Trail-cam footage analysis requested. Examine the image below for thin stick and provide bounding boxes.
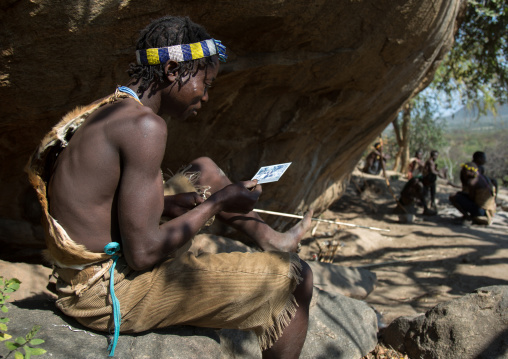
[253,209,390,232]
[355,255,435,268]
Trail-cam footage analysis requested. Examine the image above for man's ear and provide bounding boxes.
[164,60,179,83]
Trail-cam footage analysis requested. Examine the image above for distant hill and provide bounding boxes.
[441,103,508,132]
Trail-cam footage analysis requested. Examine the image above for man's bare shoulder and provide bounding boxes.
[99,99,168,145]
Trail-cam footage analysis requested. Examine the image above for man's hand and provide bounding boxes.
[210,180,262,214]
[163,192,205,218]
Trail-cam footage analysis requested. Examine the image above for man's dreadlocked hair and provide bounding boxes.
[128,16,215,96]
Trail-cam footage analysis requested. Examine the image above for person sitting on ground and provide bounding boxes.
[421,150,446,215]
[472,151,498,199]
[362,142,388,175]
[396,177,425,212]
[407,149,424,179]
[449,162,496,225]
[26,16,314,358]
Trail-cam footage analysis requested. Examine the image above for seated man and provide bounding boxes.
[27,16,313,358]
[362,142,387,175]
[449,162,496,225]
[395,177,425,214]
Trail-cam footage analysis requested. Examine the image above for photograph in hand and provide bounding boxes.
[251,163,292,184]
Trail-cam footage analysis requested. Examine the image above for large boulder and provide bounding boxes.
[0,0,466,261]
[382,286,508,359]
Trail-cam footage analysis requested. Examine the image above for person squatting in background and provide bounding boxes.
[449,161,496,225]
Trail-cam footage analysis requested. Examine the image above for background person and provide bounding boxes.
[421,150,446,215]
[362,142,388,175]
[449,162,496,225]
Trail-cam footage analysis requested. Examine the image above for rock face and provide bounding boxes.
[0,0,465,261]
[2,288,378,358]
[382,286,508,359]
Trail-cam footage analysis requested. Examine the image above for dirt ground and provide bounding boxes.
[299,168,508,327]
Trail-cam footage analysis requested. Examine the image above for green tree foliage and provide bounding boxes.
[391,0,507,173]
[407,94,448,155]
[391,92,448,173]
[434,0,508,113]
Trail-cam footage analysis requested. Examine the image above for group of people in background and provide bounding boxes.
[401,150,496,224]
[362,143,497,225]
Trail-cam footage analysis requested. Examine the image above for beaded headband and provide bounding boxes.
[461,163,478,173]
[136,39,227,65]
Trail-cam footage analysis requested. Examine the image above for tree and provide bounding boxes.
[391,102,411,173]
[392,0,508,172]
[434,0,508,114]
[391,92,448,173]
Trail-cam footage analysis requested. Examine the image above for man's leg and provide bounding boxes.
[449,192,470,219]
[421,184,435,215]
[429,181,437,209]
[262,260,313,359]
[189,157,312,252]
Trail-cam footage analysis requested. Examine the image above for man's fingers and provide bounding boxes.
[250,184,262,196]
[193,193,205,204]
[243,179,258,190]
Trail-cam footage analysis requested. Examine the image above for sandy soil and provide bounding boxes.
[299,168,508,327]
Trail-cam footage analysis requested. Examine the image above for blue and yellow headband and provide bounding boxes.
[136,39,227,65]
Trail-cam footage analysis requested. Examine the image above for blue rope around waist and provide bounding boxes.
[104,242,121,357]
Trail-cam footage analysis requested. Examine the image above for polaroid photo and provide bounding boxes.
[251,162,292,184]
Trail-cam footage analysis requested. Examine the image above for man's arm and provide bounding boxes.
[162,192,204,218]
[114,114,260,270]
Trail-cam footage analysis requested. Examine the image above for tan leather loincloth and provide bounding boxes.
[54,250,302,350]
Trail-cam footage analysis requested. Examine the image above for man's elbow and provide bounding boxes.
[125,254,156,271]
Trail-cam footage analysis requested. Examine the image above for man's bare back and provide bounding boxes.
[48,98,156,254]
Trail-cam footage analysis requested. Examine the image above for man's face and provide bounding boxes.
[163,57,220,120]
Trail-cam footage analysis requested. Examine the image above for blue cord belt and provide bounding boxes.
[104,242,121,357]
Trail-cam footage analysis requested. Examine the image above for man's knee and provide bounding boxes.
[190,156,216,169]
[190,157,226,179]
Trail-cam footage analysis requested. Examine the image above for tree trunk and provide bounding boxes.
[400,103,412,173]
[392,118,402,171]
[392,102,412,173]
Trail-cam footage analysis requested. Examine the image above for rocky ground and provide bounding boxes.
[299,168,508,327]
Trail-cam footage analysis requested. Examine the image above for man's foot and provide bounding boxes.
[262,210,313,252]
[472,216,490,225]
